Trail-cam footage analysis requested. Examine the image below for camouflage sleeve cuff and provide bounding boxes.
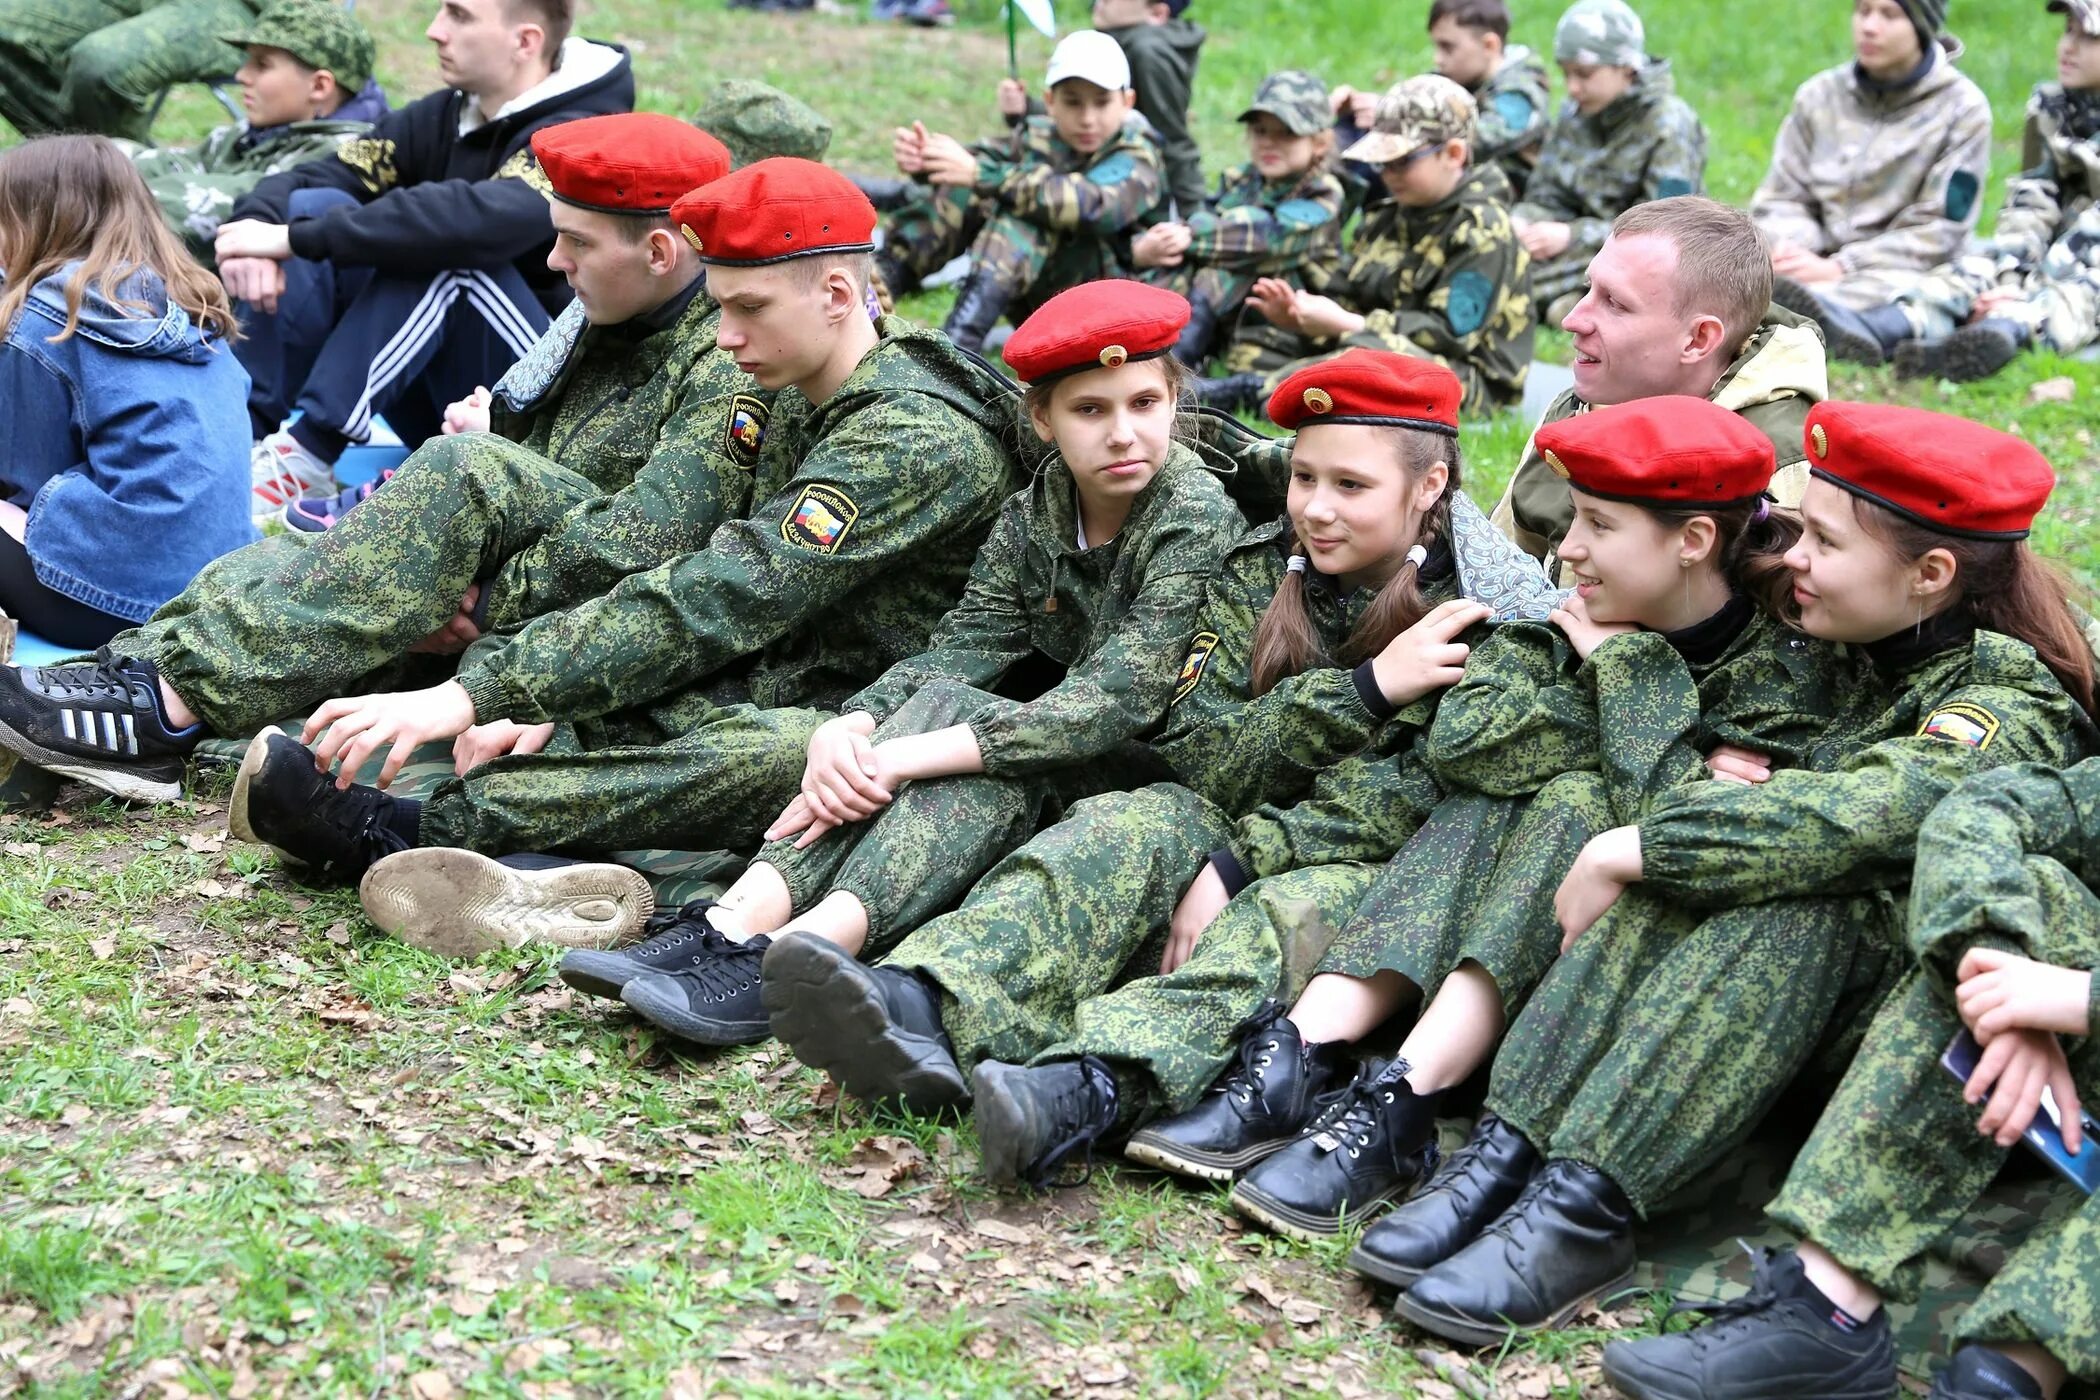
[1209,848,1251,898]
[455,667,509,726]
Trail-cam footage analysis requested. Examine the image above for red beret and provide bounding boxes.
[669,157,876,266]
[1804,401,2054,540]
[1266,349,1461,436]
[531,113,731,216]
[1535,397,1775,508]
[1003,280,1190,384]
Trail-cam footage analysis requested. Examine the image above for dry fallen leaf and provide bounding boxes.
[970,1217,1031,1245]
[408,1372,455,1400]
[2029,375,2076,404]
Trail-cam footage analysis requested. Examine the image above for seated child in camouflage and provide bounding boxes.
[1513,0,1707,320]
[1601,757,2100,1400]
[0,113,741,806]
[1789,0,2100,381]
[758,353,1557,1188]
[1129,70,1346,371]
[873,29,1167,353]
[1332,0,1550,199]
[525,282,1244,1047]
[1203,74,1534,419]
[1753,0,1990,328]
[122,0,389,265]
[1388,404,2095,1352]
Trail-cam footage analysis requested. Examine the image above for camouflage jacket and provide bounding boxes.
[473,283,769,632]
[1105,18,1207,213]
[1472,44,1553,195]
[1984,82,2100,269]
[1751,44,1992,276]
[1906,757,2100,1029]
[847,442,1241,777]
[1636,625,2091,910]
[970,114,1169,244]
[454,317,1024,727]
[1514,58,1708,263]
[1177,160,1347,279]
[1493,301,1829,563]
[1306,162,1533,415]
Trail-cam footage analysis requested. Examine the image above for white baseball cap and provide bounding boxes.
[1045,30,1132,92]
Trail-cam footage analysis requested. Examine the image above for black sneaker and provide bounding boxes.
[359,848,656,960]
[231,726,415,883]
[1350,1112,1541,1290]
[1227,1057,1440,1240]
[1892,319,2029,384]
[761,931,968,1114]
[0,654,199,804]
[974,1056,1120,1189]
[620,932,773,1046]
[1928,1346,2045,1400]
[1600,1247,1898,1400]
[1123,1003,1350,1181]
[558,898,728,1000]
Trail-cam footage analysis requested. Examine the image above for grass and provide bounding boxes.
[4,0,2099,1394]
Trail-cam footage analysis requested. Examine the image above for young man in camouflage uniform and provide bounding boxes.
[121,0,387,263]
[1754,0,1991,319]
[1091,0,1206,214]
[0,0,258,142]
[1601,758,2100,1400]
[1203,75,1535,418]
[1794,0,2100,380]
[1514,0,1708,320]
[874,29,1168,351]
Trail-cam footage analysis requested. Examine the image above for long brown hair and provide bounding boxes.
[1851,499,2096,716]
[1249,426,1462,696]
[0,134,239,345]
[1637,495,1805,621]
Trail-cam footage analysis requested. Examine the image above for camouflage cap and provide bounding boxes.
[2049,0,2100,38]
[220,0,375,91]
[1340,74,1476,164]
[1554,0,1646,68]
[1238,70,1330,138]
[691,79,833,169]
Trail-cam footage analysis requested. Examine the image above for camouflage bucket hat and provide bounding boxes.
[691,79,833,169]
[1554,0,1646,68]
[1340,74,1476,164]
[1238,70,1330,138]
[220,0,375,91]
[2049,0,2100,38]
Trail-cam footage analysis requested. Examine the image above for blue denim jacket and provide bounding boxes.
[1,262,255,622]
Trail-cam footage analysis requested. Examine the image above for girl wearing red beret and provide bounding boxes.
[1387,401,2097,1352]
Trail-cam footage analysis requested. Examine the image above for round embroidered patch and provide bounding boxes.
[1303,387,1333,414]
[1810,424,1828,459]
[681,224,703,252]
[1544,449,1570,479]
[1100,344,1128,368]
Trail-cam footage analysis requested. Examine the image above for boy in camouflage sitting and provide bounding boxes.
[123,0,387,263]
[873,29,1167,352]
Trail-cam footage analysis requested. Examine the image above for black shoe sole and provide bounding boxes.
[230,726,300,863]
[1123,1129,1295,1182]
[761,932,969,1114]
[621,972,769,1048]
[560,946,649,1001]
[1391,1264,1637,1348]
[1227,1175,1415,1242]
[0,714,183,805]
[1346,1241,1430,1291]
[1771,279,1886,367]
[1892,328,2021,383]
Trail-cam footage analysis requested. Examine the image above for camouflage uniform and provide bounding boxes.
[1470,45,1553,198]
[1750,43,1992,312]
[1490,302,1828,563]
[1765,758,2100,1379]
[879,114,1168,318]
[689,79,831,169]
[0,0,258,143]
[1894,82,2100,355]
[1486,624,2090,1214]
[1228,79,1535,417]
[751,443,1244,953]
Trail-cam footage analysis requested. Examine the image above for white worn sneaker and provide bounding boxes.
[250,430,336,527]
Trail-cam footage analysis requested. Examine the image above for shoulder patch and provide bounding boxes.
[1918,702,2000,750]
[1946,169,1981,222]
[1085,152,1137,186]
[1492,90,1537,130]
[494,149,537,182]
[1173,631,1221,703]
[726,394,768,469]
[333,136,397,194]
[1654,176,1695,199]
[781,483,859,553]
[1445,270,1494,337]
[1275,198,1331,230]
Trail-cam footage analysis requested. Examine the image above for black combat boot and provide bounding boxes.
[558,899,728,1000]
[1394,1157,1637,1346]
[1194,371,1265,413]
[1227,1057,1440,1240]
[1893,318,2030,383]
[973,1055,1120,1189]
[1349,1112,1541,1290]
[1928,1346,2047,1400]
[1599,1247,1898,1400]
[1172,295,1221,371]
[1771,279,1913,366]
[761,931,967,1113]
[1123,1004,1350,1180]
[850,174,919,212]
[941,269,1015,353]
[620,932,774,1047]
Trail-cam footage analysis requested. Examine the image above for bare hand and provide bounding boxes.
[218,256,286,313]
[1163,862,1230,975]
[1518,220,1572,260]
[1957,947,2094,1040]
[1556,824,1643,952]
[1970,287,2025,319]
[777,712,890,838]
[764,792,841,850]
[1329,84,1356,117]
[996,77,1028,118]
[443,385,493,436]
[1348,90,1378,128]
[452,718,554,775]
[919,131,978,187]
[214,219,294,263]
[303,680,478,790]
[1246,276,1303,331]
[892,122,928,175]
[1963,1026,2083,1152]
[1704,742,1773,786]
[1290,291,1365,340]
[1368,598,1491,705]
[1548,592,1638,660]
[406,584,483,655]
[1130,222,1192,269]
[1771,244,1843,284]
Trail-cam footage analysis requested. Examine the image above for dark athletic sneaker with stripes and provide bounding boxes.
[0,654,201,804]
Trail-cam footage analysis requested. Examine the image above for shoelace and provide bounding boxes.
[674,929,768,1004]
[30,660,135,704]
[1211,1004,1288,1107]
[1665,1246,1794,1342]
[326,784,414,867]
[1024,1056,1120,1190]
[1307,1059,1411,1160]
[627,900,721,960]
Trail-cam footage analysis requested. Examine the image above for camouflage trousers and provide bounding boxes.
[1487,885,1904,1214]
[1896,210,2100,354]
[1526,248,1594,317]
[1768,855,2100,1377]
[882,781,1372,1123]
[1146,262,1256,368]
[119,434,611,737]
[881,184,1123,310]
[0,0,255,142]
